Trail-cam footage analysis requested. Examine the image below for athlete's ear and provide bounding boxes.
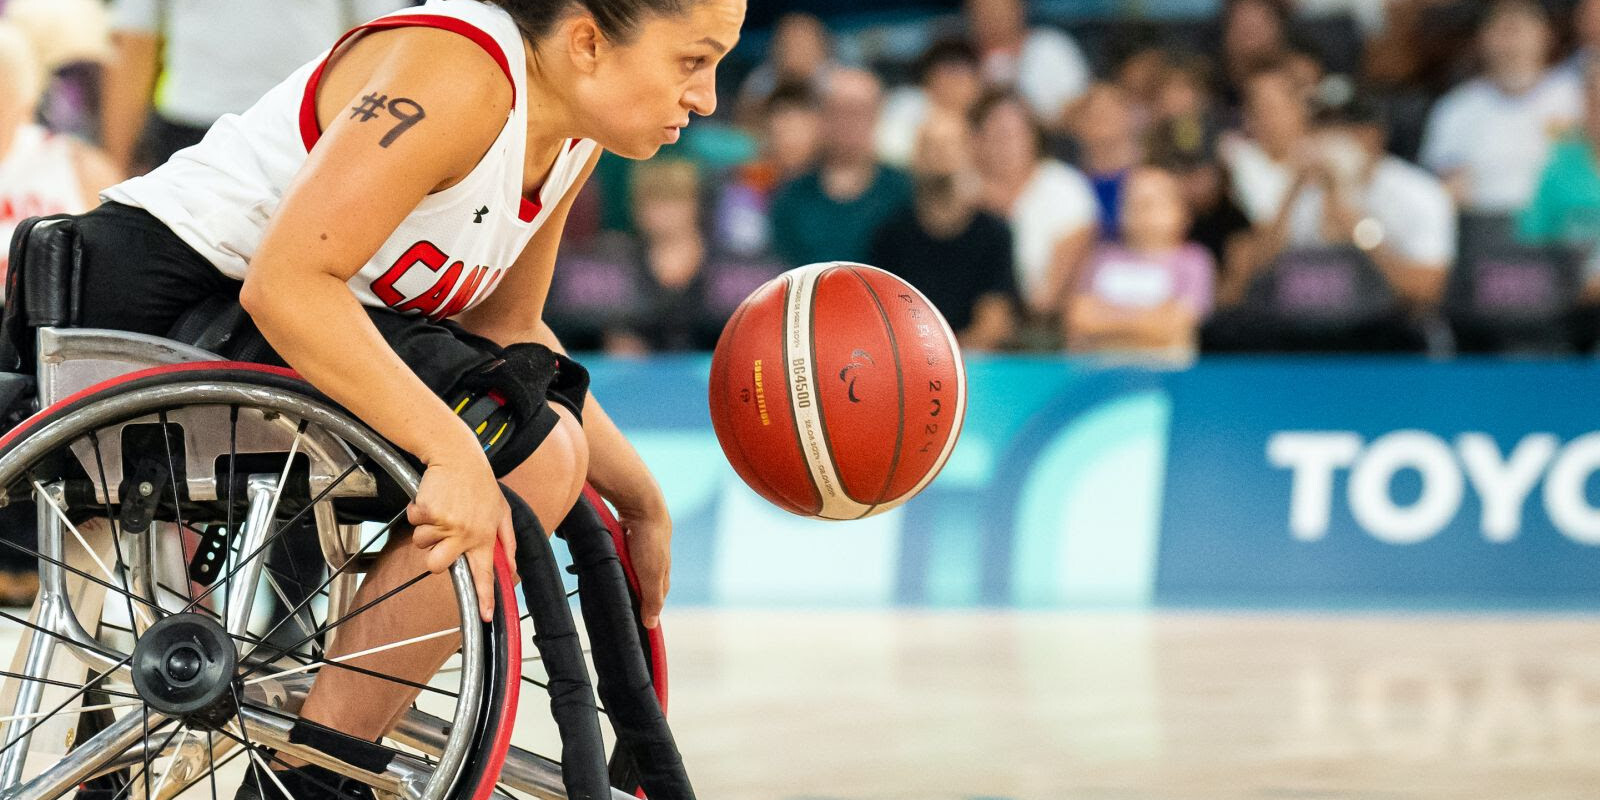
[565,15,605,73]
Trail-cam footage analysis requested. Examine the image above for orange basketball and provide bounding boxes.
[708,262,967,520]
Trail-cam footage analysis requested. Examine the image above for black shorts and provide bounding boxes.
[69,202,587,475]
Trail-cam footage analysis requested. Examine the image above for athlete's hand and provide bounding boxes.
[615,495,672,629]
[408,448,515,623]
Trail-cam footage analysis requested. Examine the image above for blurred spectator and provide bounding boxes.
[102,0,411,175]
[1065,166,1215,359]
[870,111,1018,352]
[878,38,983,168]
[966,0,1090,130]
[5,0,113,138]
[1559,0,1600,82]
[715,83,822,255]
[0,9,119,287]
[1224,96,1456,309]
[1419,0,1580,214]
[1220,61,1316,233]
[549,160,781,353]
[1520,59,1600,297]
[1146,58,1253,269]
[1070,83,1146,237]
[770,69,912,266]
[1365,0,1481,94]
[972,90,1098,325]
[1116,47,1171,121]
[1220,0,1295,106]
[736,12,837,125]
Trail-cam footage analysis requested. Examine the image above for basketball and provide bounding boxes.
[708,262,967,520]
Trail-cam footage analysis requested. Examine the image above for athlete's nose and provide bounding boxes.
[684,70,718,118]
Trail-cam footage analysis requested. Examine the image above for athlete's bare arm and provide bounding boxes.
[455,150,674,627]
[239,27,517,621]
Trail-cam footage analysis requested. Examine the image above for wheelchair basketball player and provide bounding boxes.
[3,0,744,795]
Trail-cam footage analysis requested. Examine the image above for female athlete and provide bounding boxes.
[34,0,743,790]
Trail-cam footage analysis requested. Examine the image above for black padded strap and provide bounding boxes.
[557,497,696,799]
[504,485,611,799]
[285,718,396,774]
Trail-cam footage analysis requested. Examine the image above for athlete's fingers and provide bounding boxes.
[466,547,495,623]
[411,522,446,551]
[423,535,467,574]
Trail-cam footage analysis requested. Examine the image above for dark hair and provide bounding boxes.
[1223,0,1291,27]
[969,89,1046,157]
[764,80,820,117]
[914,37,979,86]
[486,0,689,43]
[1482,0,1551,29]
[1315,93,1387,130]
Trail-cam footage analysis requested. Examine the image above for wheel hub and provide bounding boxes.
[131,612,239,727]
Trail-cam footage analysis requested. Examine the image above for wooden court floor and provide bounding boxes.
[5,609,1600,800]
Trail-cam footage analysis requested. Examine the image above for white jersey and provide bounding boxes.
[1,124,87,279]
[103,0,599,319]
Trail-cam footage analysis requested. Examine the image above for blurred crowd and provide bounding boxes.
[540,0,1600,359]
[2,0,1600,378]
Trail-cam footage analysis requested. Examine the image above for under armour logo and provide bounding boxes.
[473,206,489,224]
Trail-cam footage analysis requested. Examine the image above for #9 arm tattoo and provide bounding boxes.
[349,92,428,148]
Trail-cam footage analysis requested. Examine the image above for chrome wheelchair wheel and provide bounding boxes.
[0,363,519,800]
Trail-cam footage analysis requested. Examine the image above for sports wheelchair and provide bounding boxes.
[0,217,693,800]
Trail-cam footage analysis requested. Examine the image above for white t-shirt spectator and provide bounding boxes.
[110,0,412,127]
[1008,158,1099,303]
[1286,156,1458,267]
[876,86,928,167]
[1223,137,1457,267]
[1220,135,1295,226]
[981,27,1090,124]
[1419,72,1582,213]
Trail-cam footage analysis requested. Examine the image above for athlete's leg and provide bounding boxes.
[286,405,589,747]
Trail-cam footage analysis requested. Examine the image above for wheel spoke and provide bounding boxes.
[0,534,168,625]
[225,406,238,635]
[244,626,459,685]
[234,633,459,700]
[261,570,321,646]
[0,652,133,760]
[0,697,144,724]
[91,432,146,638]
[264,421,306,528]
[157,410,187,543]
[0,605,123,663]
[178,460,368,623]
[236,568,430,685]
[32,480,156,629]
[0,668,141,701]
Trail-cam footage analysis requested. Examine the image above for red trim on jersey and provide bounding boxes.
[516,140,581,222]
[299,14,516,152]
[517,196,541,223]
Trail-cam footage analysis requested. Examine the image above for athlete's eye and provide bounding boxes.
[682,57,707,73]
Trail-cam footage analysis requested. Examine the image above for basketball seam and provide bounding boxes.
[845,266,906,516]
[805,266,863,508]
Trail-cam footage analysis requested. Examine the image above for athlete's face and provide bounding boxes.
[584,0,745,159]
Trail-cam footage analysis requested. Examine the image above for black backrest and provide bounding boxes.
[1444,241,1581,353]
[1245,245,1401,330]
[1,214,83,373]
